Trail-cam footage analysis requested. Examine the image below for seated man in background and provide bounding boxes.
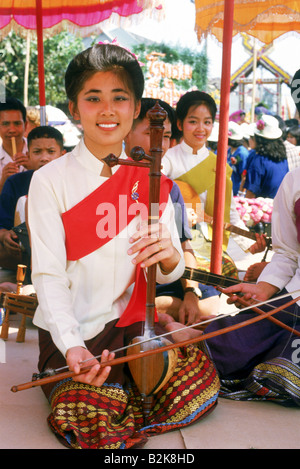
[0,126,64,272]
[125,97,220,326]
[0,97,30,193]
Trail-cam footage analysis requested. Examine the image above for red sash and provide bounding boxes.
[62,163,172,326]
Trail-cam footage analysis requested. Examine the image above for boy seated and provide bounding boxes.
[0,126,65,271]
[125,98,220,326]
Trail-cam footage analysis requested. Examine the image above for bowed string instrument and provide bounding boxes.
[104,101,179,419]
[10,103,300,423]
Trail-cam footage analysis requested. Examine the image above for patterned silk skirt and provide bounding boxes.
[38,321,220,449]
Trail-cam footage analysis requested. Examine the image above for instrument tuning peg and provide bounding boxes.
[130,146,152,162]
[103,153,119,167]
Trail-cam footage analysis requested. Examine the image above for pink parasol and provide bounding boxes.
[0,0,164,123]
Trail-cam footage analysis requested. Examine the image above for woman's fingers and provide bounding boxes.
[70,348,114,387]
[128,222,173,267]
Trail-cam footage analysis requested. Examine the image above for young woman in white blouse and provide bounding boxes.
[27,43,219,449]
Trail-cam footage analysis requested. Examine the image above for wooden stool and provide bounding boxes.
[0,292,38,342]
[0,264,38,342]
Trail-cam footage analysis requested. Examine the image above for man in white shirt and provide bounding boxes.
[0,97,29,193]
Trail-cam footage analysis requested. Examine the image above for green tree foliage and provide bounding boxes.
[0,31,84,106]
[0,33,208,107]
[133,43,208,92]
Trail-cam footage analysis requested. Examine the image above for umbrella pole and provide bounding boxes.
[36,0,46,125]
[250,38,257,123]
[210,0,234,274]
[24,31,30,107]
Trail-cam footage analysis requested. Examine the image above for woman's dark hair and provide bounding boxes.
[176,91,217,123]
[65,43,144,104]
[228,138,244,148]
[287,125,300,145]
[254,135,287,162]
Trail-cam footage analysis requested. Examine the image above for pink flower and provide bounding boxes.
[256,119,265,131]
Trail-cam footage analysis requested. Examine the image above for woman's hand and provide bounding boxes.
[66,346,114,387]
[128,221,180,274]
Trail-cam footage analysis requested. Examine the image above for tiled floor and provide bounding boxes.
[1,241,300,450]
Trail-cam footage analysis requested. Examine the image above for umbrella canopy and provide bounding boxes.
[0,0,164,36]
[194,0,300,274]
[0,0,164,123]
[195,0,300,44]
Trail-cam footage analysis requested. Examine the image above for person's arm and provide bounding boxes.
[179,240,209,325]
[0,163,19,193]
[257,171,300,290]
[223,280,279,306]
[245,189,256,199]
[66,347,114,387]
[0,228,22,255]
[28,169,85,357]
[224,171,300,304]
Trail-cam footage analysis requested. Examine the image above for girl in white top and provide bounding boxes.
[27,43,219,449]
[162,90,263,254]
[29,44,184,383]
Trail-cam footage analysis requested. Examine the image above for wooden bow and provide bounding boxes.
[11,293,300,393]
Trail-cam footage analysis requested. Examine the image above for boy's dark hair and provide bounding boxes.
[134,97,179,140]
[135,98,175,125]
[65,43,144,104]
[27,126,64,150]
[0,97,26,122]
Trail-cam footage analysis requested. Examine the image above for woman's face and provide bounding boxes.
[69,70,140,158]
[178,103,213,153]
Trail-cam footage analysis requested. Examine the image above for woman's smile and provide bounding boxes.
[69,71,140,159]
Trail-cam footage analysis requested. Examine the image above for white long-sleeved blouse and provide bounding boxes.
[28,139,184,357]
